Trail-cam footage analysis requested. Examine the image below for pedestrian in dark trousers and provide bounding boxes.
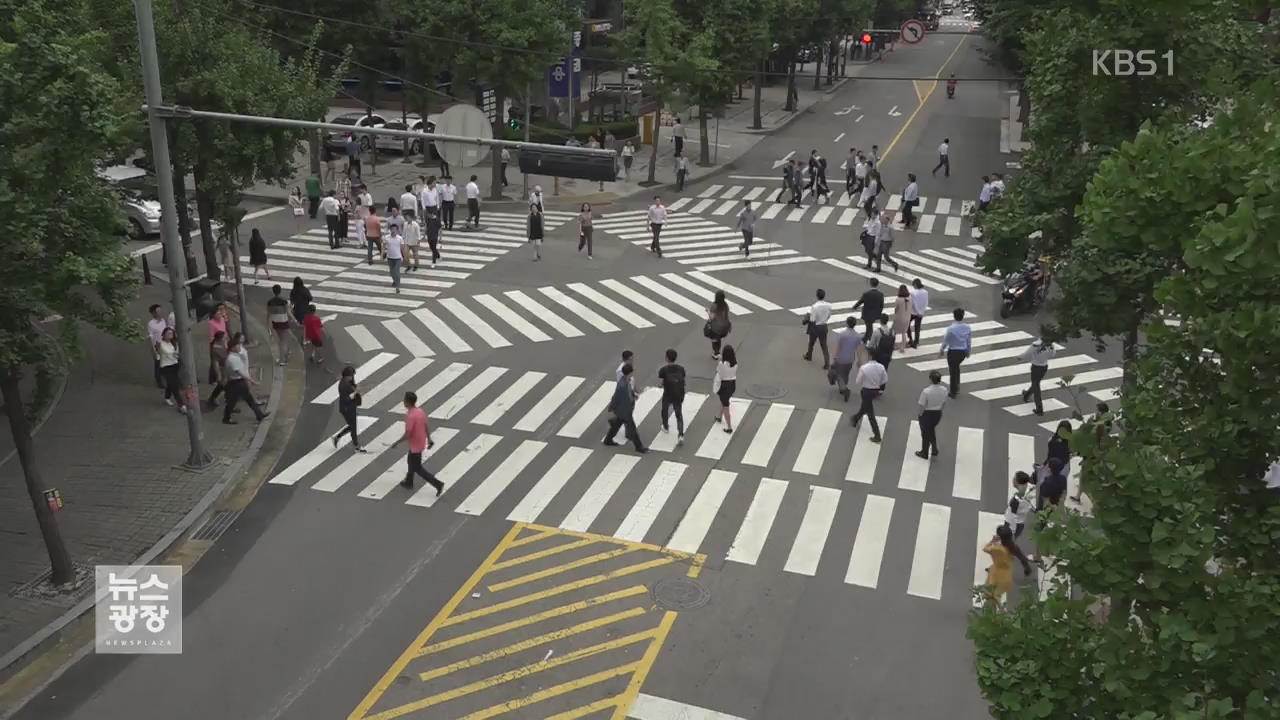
[577,203,594,258]
[305,174,321,219]
[828,317,861,401]
[146,303,172,388]
[736,201,756,257]
[1019,339,1056,415]
[332,365,366,452]
[363,206,382,265]
[908,278,928,349]
[874,211,899,272]
[870,314,895,369]
[658,349,687,444]
[206,330,228,409]
[320,190,341,248]
[345,137,361,179]
[465,175,482,229]
[939,307,972,398]
[860,213,881,268]
[604,364,648,453]
[706,291,732,360]
[426,209,443,266]
[790,159,805,205]
[646,197,666,257]
[931,138,950,177]
[675,155,688,191]
[392,391,444,493]
[528,206,544,261]
[901,174,920,229]
[845,148,858,195]
[915,370,948,459]
[803,288,833,369]
[852,277,885,342]
[1005,471,1036,539]
[499,148,510,186]
[441,178,457,230]
[672,117,686,157]
[156,327,186,414]
[849,357,888,442]
[776,162,793,202]
[222,333,269,424]
[713,345,739,432]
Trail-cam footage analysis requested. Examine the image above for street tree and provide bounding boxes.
[0,0,139,585]
[621,0,688,184]
[968,77,1280,720]
[404,0,577,200]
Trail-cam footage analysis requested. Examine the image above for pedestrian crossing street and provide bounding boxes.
[336,270,781,356]
[273,371,1085,603]
[592,211,817,273]
[786,304,1123,424]
[248,211,575,319]
[670,184,981,237]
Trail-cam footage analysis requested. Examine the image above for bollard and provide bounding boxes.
[142,253,153,284]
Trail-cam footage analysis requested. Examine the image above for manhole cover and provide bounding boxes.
[748,384,785,400]
[650,577,710,610]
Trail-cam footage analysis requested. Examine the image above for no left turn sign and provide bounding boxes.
[900,19,926,44]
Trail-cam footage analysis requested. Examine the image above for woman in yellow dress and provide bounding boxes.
[983,524,1018,609]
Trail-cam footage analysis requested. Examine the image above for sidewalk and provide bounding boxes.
[0,283,289,679]
[243,69,866,210]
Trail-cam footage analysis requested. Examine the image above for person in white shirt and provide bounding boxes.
[621,141,635,180]
[147,303,173,389]
[647,197,666,257]
[1019,339,1057,416]
[991,173,1005,198]
[901,173,920,228]
[849,357,888,442]
[932,138,950,177]
[499,148,510,187]
[1004,471,1036,537]
[529,186,544,213]
[861,213,882,268]
[916,370,948,459]
[908,278,928,348]
[875,211,898,272]
[358,188,373,211]
[853,155,868,196]
[464,175,481,229]
[419,178,440,220]
[804,288,833,369]
[381,225,404,293]
[868,144,880,167]
[402,216,421,271]
[440,178,457,230]
[712,345,739,432]
[859,169,880,217]
[978,175,994,212]
[845,147,859,194]
[736,200,756,257]
[674,155,688,191]
[399,184,418,221]
[671,117,686,157]
[319,190,341,249]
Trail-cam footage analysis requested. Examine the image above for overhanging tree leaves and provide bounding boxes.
[1,0,138,585]
[968,78,1280,719]
[621,0,688,184]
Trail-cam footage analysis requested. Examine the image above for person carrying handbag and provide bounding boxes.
[332,365,366,452]
[704,290,732,360]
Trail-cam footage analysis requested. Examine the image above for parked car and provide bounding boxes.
[374,114,441,158]
[324,111,387,155]
[99,165,205,241]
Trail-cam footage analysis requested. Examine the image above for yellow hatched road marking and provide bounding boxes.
[416,585,649,657]
[518,522,697,559]
[543,695,625,719]
[489,538,598,570]
[366,629,659,720]
[441,557,677,627]
[456,663,641,720]
[487,547,638,592]
[347,523,523,720]
[508,527,560,548]
[417,607,648,682]
[608,563,703,719]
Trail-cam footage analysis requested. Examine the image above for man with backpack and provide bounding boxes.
[658,349,687,444]
[870,314,896,368]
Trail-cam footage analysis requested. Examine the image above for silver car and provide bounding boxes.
[100,165,205,240]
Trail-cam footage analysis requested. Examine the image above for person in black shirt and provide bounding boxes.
[288,276,312,325]
[1046,420,1072,475]
[1038,456,1068,509]
[852,276,885,342]
[658,349,687,444]
[332,365,366,452]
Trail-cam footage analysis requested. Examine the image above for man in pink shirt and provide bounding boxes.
[392,391,443,494]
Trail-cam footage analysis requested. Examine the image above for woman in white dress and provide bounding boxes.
[892,284,912,350]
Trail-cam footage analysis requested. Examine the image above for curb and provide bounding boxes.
[0,304,299,708]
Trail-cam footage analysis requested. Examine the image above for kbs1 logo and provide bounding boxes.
[1092,50,1174,76]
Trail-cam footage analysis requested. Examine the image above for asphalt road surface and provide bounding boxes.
[14,28,1120,720]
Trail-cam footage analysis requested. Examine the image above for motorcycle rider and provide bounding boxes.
[946,74,957,98]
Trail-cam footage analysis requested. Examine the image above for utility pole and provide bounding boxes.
[522,81,531,201]
[134,0,213,469]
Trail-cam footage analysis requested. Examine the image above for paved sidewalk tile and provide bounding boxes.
[0,285,276,665]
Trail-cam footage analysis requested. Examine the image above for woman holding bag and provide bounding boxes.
[705,290,732,360]
[331,365,366,452]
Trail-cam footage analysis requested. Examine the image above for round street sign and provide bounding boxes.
[433,104,494,170]
[900,19,926,44]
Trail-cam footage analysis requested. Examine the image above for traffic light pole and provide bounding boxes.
[134,0,213,470]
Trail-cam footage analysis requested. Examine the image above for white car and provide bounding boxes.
[374,114,441,156]
[99,165,206,241]
[325,111,387,154]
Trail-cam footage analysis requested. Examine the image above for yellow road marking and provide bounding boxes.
[520,522,699,560]
[347,523,523,720]
[879,35,970,165]
[416,585,650,657]
[441,557,677,627]
[367,629,659,719]
[489,537,599,570]
[457,664,641,720]
[487,547,638,593]
[417,607,648,682]
[608,562,701,719]
[508,527,560,548]
[912,80,923,103]
[544,695,625,719]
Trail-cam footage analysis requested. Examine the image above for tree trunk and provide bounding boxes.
[167,128,199,281]
[1120,321,1140,393]
[1,366,74,585]
[489,87,506,201]
[191,123,220,281]
[813,49,822,90]
[646,97,661,185]
[698,109,710,167]
[751,62,764,129]
[785,62,798,111]
[308,129,321,177]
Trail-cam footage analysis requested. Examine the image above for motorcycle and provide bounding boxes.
[1000,261,1047,318]
[946,82,956,99]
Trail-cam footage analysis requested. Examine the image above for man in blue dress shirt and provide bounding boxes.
[939,307,971,398]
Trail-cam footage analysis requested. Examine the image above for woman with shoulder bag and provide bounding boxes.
[331,365,366,452]
[705,290,732,360]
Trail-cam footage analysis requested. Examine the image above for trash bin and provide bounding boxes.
[190,278,221,320]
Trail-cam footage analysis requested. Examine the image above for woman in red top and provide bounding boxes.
[302,304,325,366]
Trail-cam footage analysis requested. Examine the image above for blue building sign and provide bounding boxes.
[546,49,583,99]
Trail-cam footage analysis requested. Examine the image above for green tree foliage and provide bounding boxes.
[620,0,688,183]
[968,77,1280,720]
[0,0,138,584]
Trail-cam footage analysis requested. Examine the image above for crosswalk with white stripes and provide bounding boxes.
[670,184,980,236]
[272,366,1085,602]
[591,211,817,272]
[816,243,999,293]
[247,211,574,319]
[337,270,781,356]
[785,305,1123,427]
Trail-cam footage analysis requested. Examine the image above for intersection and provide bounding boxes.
[11,25,1114,720]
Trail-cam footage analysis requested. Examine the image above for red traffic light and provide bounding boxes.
[861,33,872,44]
